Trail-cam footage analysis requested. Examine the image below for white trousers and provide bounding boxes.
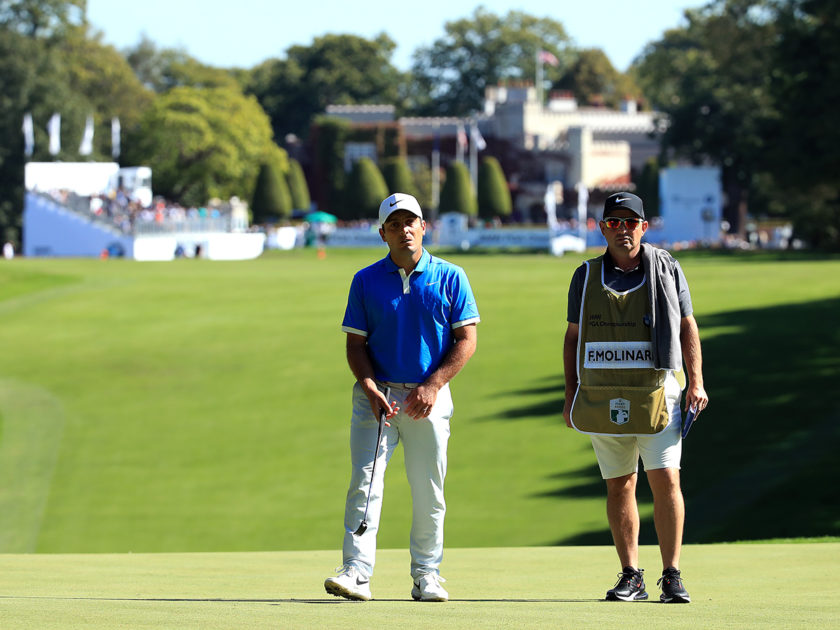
[342,381,453,580]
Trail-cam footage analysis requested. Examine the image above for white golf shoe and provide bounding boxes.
[324,565,372,601]
[411,573,448,602]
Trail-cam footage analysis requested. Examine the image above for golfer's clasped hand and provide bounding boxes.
[403,383,439,420]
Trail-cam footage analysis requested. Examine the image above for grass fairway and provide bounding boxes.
[0,249,839,553]
[1,543,836,629]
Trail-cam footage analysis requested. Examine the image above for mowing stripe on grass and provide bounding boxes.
[0,379,65,552]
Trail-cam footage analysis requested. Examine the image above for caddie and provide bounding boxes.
[562,191,708,604]
[324,193,479,602]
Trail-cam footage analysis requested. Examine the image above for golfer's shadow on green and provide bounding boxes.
[296,597,603,604]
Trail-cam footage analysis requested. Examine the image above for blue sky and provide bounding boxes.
[86,0,707,72]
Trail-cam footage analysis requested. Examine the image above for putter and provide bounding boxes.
[354,386,390,536]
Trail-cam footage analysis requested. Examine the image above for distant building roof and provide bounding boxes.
[325,104,395,123]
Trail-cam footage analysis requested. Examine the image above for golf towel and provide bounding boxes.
[642,244,682,372]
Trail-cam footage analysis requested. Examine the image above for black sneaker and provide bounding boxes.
[658,567,690,603]
[605,567,648,601]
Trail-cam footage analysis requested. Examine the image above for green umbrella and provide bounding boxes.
[305,211,338,223]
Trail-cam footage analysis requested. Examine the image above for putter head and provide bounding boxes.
[353,521,368,536]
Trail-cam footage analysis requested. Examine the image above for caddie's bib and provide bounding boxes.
[570,257,670,435]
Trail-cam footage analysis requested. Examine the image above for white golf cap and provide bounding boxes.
[379,193,423,225]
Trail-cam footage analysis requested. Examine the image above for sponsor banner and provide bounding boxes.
[325,227,584,251]
[584,341,654,369]
[327,228,386,248]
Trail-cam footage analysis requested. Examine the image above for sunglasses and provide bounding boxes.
[602,217,643,230]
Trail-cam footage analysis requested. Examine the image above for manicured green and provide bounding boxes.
[0,249,838,553]
[1,543,836,629]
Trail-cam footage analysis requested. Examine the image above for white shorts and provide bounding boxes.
[589,376,683,479]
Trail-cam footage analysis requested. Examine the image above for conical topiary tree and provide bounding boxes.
[438,162,476,217]
[477,156,512,220]
[381,157,418,198]
[251,160,292,224]
[285,158,311,212]
[343,157,388,221]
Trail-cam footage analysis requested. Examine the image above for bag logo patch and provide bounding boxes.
[609,398,631,425]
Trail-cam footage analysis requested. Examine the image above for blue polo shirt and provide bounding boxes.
[342,249,480,383]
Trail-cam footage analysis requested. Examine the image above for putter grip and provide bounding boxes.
[380,386,391,422]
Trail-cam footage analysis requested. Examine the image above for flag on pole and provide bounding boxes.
[456,122,467,163]
[471,123,487,151]
[111,117,121,159]
[538,49,559,66]
[545,182,558,230]
[457,123,468,150]
[22,113,34,157]
[47,113,61,155]
[79,114,94,156]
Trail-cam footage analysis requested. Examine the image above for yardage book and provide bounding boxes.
[682,404,699,439]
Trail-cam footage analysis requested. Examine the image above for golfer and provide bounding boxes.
[562,192,708,604]
[325,193,479,602]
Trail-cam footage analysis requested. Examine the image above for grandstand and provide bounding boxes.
[22,163,265,261]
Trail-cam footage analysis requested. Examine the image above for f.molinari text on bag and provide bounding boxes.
[584,341,655,369]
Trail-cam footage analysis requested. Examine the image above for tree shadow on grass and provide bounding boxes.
[474,375,566,422]
[546,296,840,545]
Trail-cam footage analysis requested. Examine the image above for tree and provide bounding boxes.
[124,86,284,207]
[0,0,84,38]
[381,157,418,198]
[633,157,662,217]
[251,160,291,223]
[633,1,778,235]
[123,35,240,93]
[633,0,840,249]
[767,0,840,192]
[477,157,511,220]
[438,162,476,216]
[246,33,405,139]
[285,158,310,212]
[410,7,573,116]
[61,31,153,159]
[554,48,640,108]
[342,157,388,221]
[0,3,100,244]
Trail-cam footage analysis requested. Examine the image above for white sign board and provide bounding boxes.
[659,166,722,244]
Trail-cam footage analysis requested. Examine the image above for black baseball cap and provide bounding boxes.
[603,192,645,220]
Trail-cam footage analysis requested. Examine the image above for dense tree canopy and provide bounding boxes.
[0,0,84,37]
[477,156,512,220]
[634,0,839,247]
[343,157,388,221]
[410,7,573,116]
[246,33,405,139]
[439,162,476,216]
[124,86,284,207]
[555,48,640,108]
[123,35,240,93]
